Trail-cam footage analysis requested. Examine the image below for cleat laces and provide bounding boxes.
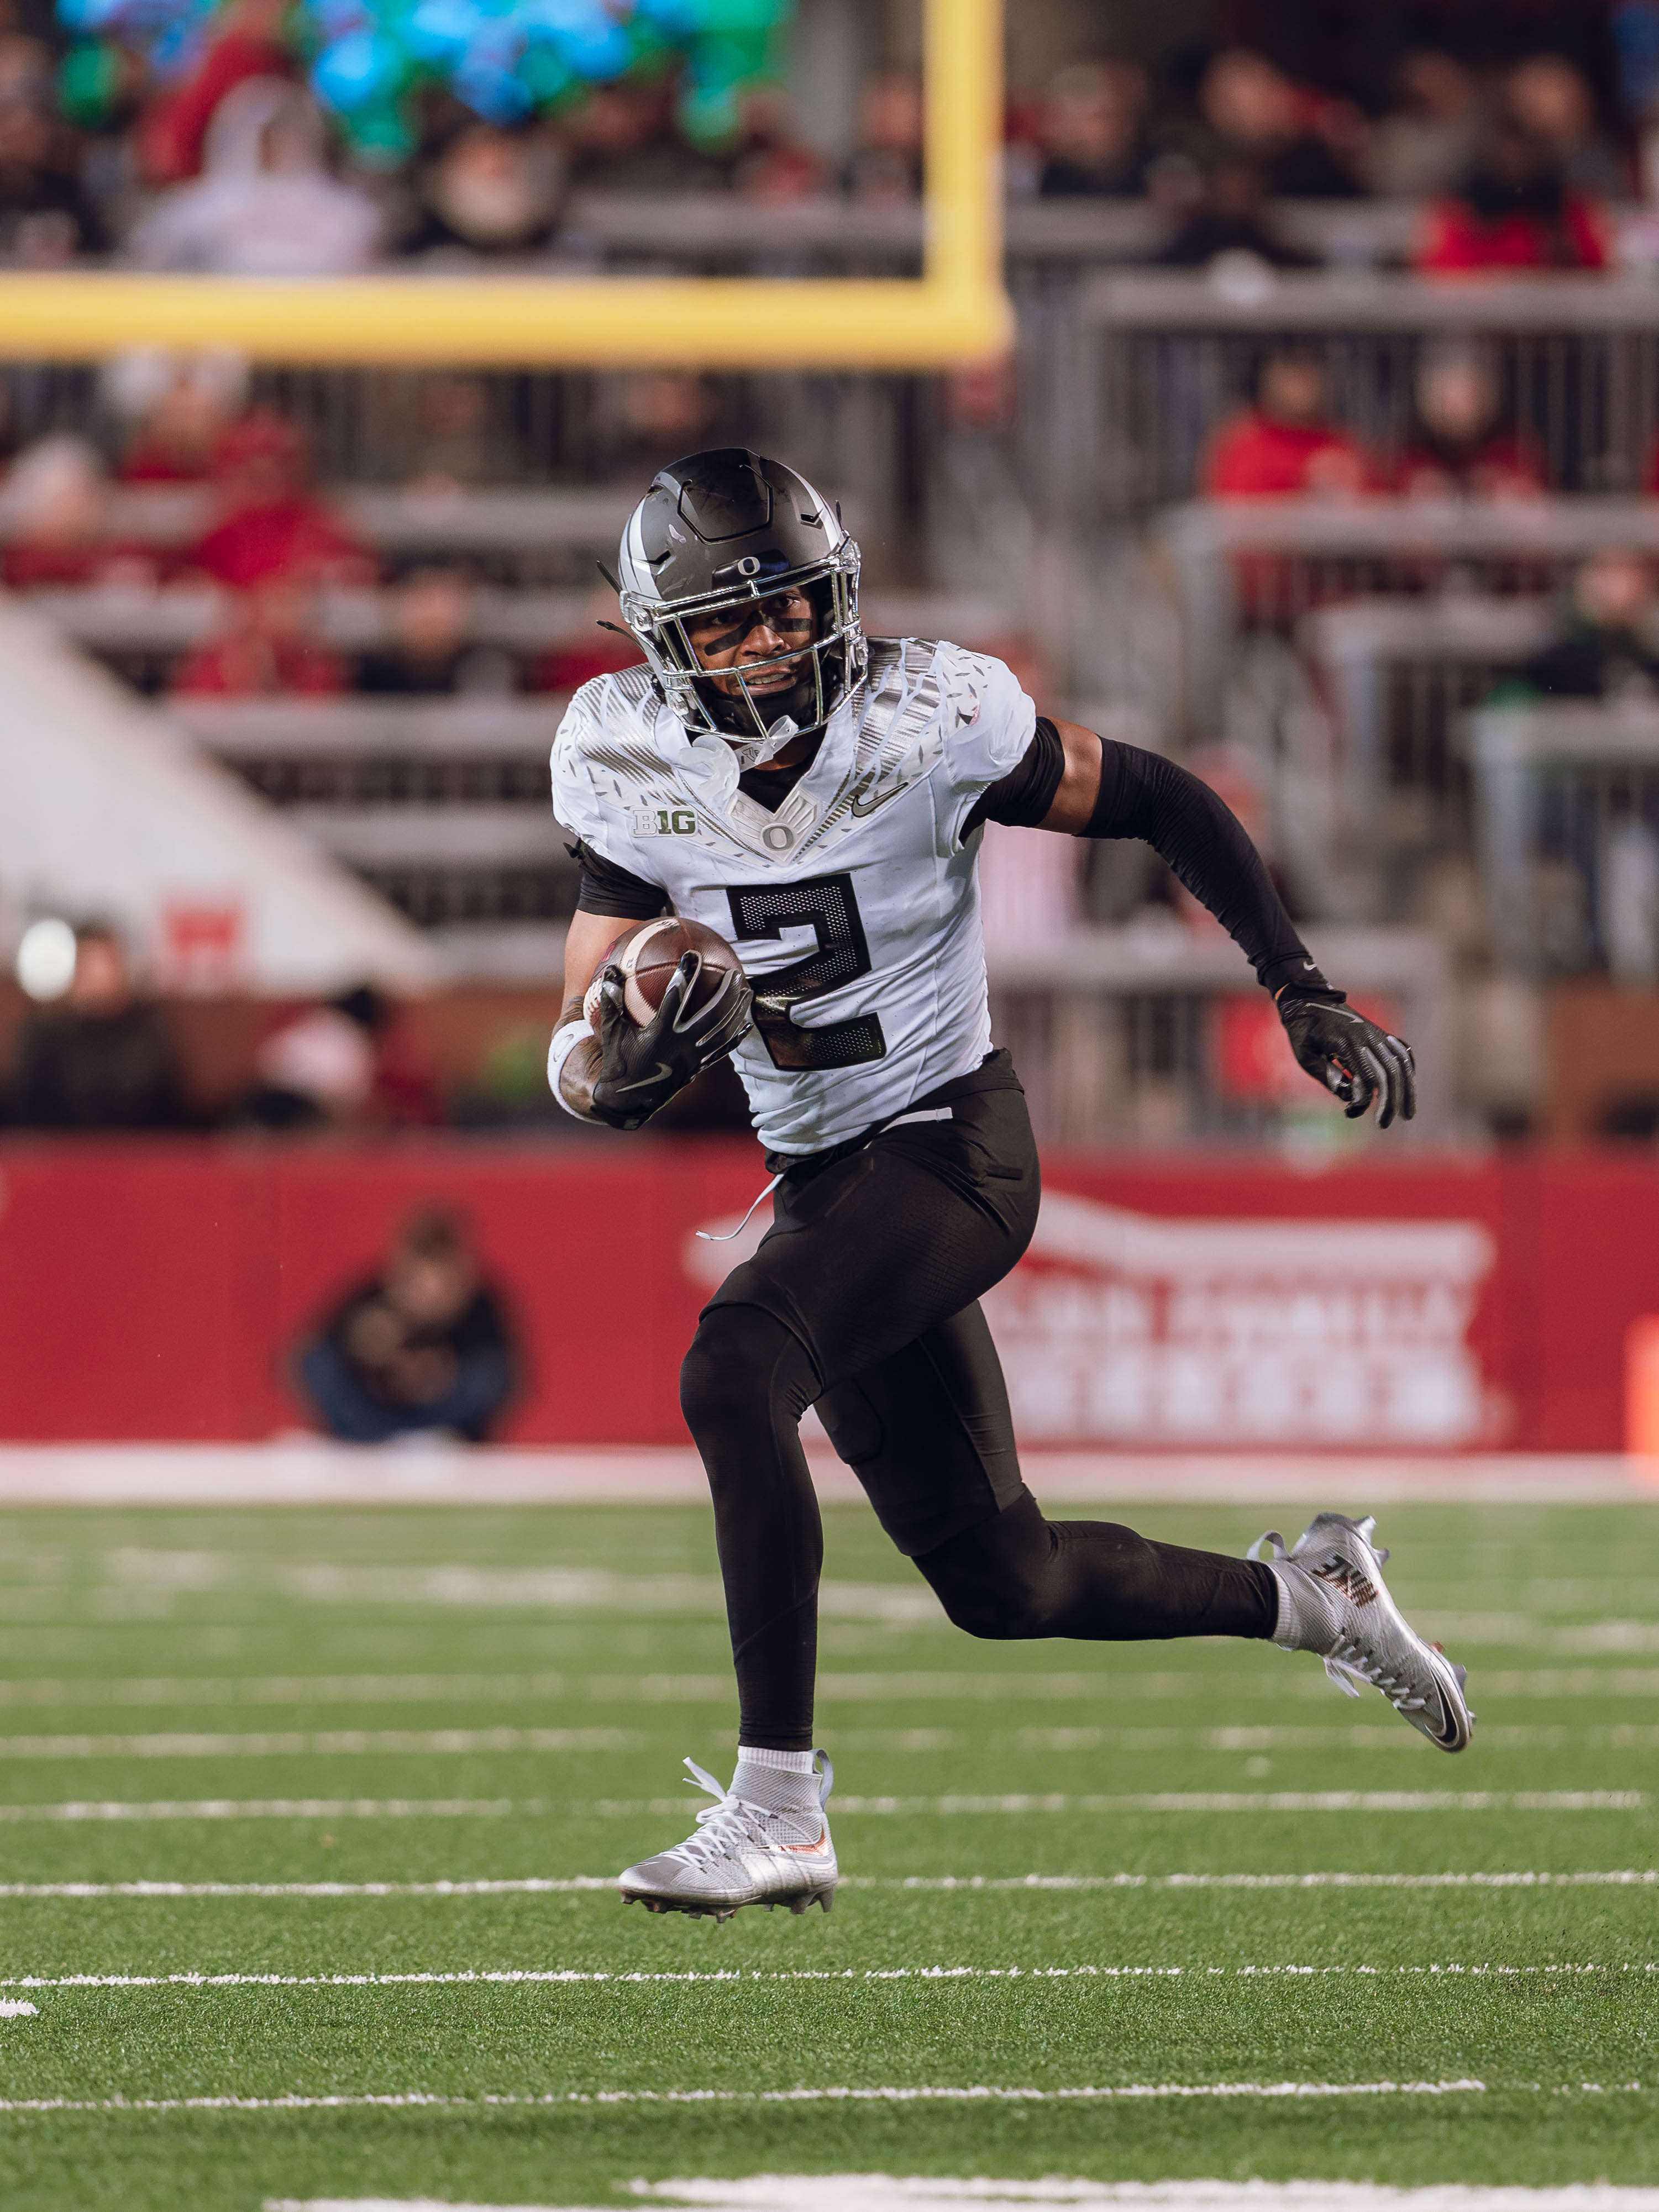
[1322,1643,1429,1713]
[662,1755,832,1869]
[665,1758,773,1869]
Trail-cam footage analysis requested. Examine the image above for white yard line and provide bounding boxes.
[0,1798,528,1823]
[3,1964,1655,1992]
[0,1789,1641,1824]
[0,1675,577,1708]
[265,2183,1659,2212]
[0,1667,1653,1711]
[886,1869,1659,1890]
[1,1869,1653,1900]
[0,1728,636,1760]
[825,1791,1645,1814]
[259,2183,1659,2211]
[2,1869,1657,1899]
[0,2080,1500,2114]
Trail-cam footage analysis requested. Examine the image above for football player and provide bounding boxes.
[548,449,1471,1924]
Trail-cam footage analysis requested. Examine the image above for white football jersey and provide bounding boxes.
[550,638,1037,1155]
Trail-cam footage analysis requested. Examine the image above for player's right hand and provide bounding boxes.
[590,955,753,1131]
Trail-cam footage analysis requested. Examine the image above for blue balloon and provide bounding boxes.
[453,49,534,119]
[313,25,402,109]
[406,0,478,62]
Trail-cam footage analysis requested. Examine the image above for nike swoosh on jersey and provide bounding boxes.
[847,779,910,818]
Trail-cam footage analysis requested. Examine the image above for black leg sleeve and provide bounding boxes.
[679,1303,825,1752]
[915,1491,1280,1644]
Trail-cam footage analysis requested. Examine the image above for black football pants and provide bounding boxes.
[679,1054,1279,1751]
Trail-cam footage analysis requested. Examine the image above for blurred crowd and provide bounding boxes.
[0,348,644,695]
[0,913,746,1136]
[0,0,1655,275]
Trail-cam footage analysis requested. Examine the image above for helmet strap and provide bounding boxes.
[723,715,802,774]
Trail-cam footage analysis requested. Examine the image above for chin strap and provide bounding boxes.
[723,715,801,774]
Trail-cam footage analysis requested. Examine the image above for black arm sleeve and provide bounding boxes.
[1089,739,1336,997]
[570,838,671,920]
[962,715,1068,838]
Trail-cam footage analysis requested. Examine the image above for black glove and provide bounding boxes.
[590,954,752,1131]
[1277,990,1416,1129]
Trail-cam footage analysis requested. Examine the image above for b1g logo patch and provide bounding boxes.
[633,806,698,837]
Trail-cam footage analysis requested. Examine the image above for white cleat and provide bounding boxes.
[617,1751,838,1924]
[1250,1511,1476,1753]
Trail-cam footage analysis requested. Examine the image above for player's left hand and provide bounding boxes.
[1277,994,1415,1128]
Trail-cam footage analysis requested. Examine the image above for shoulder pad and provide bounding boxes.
[555,665,665,769]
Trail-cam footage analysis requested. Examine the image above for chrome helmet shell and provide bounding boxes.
[616,448,864,766]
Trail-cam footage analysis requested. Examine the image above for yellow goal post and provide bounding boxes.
[0,0,1010,367]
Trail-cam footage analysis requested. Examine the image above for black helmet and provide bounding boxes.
[616,448,864,764]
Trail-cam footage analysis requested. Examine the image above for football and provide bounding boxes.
[583,916,744,1031]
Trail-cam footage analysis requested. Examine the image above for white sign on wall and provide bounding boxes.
[985,1191,1496,1447]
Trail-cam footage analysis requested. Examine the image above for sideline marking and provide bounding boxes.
[264,2185,1659,2212]
[0,2080,1495,2114]
[0,1799,527,1824]
[3,1964,1655,1993]
[0,1673,575,1709]
[0,1787,1643,1825]
[0,1728,634,1762]
[824,1792,1645,1816]
[2,1870,1655,1899]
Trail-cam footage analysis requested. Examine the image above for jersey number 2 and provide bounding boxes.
[725,871,888,1072]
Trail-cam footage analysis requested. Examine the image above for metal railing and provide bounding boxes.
[32,580,1013,671]
[1056,274,1659,526]
[170,696,560,806]
[0,361,944,553]
[1304,595,1555,855]
[1159,497,1659,735]
[556,192,1424,274]
[167,696,574,949]
[1466,701,1659,978]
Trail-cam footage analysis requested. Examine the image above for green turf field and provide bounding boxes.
[0,1496,1653,2209]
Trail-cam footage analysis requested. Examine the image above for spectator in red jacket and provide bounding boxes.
[1203,348,1377,501]
[1,435,155,590]
[1416,114,1610,274]
[1203,349,1378,624]
[1393,340,1547,501]
[107,348,251,484]
[169,574,350,696]
[188,409,372,591]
